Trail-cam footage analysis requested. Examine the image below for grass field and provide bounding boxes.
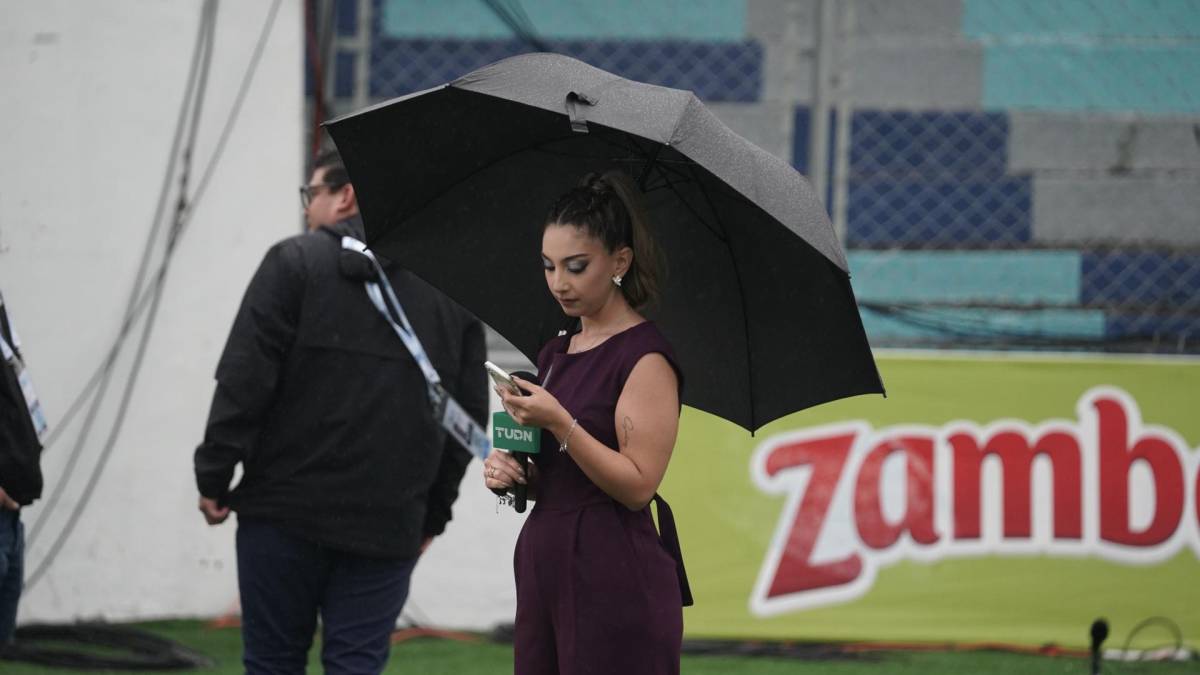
[1,621,1196,675]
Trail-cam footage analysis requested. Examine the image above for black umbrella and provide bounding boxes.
[326,53,883,433]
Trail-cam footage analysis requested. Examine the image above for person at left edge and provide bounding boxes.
[0,289,44,645]
[193,149,488,675]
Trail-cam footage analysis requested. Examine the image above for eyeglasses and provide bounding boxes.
[299,182,345,208]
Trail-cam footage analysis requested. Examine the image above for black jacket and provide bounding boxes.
[0,292,43,505]
[194,217,487,558]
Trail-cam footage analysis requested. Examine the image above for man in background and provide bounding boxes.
[194,150,487,674]
[0,290,45,644]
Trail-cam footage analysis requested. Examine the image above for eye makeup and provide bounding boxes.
[542,255,590,273]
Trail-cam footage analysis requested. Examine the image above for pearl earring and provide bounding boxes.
[612,275,623,287]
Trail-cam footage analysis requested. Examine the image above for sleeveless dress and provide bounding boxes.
[513,321,691,675]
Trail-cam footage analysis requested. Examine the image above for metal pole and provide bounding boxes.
[353,0,371,112]
[808,0,836,212]
[831,0,855,244]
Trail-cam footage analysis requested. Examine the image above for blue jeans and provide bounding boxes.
[0,509,23,644]
[236,518,418,675]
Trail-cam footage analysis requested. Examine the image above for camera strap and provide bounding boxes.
[340,237,490,460]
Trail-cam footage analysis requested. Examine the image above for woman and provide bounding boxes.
[483,171,690,675]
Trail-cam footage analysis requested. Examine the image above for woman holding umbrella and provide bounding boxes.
[483,171,691,674]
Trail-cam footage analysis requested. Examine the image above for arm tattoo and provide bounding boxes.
[622,416,634,447]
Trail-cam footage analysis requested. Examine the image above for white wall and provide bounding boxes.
[0,0,532,632]
[0,0,303,622]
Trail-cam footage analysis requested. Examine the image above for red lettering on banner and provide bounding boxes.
[1096,397,1185,546]
[751,387,1198,616]
[854,436,939,549]
[949,430,1082,539]
[762,432,862,598]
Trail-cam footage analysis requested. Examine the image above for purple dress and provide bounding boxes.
[513,321,692,675]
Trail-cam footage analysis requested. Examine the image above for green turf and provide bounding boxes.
[1,621,1196,674]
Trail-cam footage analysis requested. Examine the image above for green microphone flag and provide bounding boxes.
[492,412,538,513]
[491,412,539,454]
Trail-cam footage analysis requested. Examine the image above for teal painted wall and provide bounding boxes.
[859,307,1107,340]
[964,0,1200,113]
[850,250,1104,340]
[848,251,1082,306]
[979,44,1200,113]
[381,0,746,40]
[964,0,1200,37]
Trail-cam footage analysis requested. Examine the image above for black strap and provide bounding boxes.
[652,494,694,607]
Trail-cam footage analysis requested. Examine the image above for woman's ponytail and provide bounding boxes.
[544,170,664,309]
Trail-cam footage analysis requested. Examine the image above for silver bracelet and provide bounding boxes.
[558,418,578,453]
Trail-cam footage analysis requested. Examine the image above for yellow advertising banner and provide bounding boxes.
[665,352,1200,648]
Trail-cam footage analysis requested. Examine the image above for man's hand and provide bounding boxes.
[0,487,19,511]
[199,496,230,525]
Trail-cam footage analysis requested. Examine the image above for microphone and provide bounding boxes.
[491,371,540,513]
[508,371,538,513]
[1090,618,1108,675]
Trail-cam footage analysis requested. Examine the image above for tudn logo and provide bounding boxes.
[749,386,1200,616]
[497,427,535,442]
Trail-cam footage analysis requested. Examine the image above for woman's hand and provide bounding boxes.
[482,448,526,491]
[497,377,572,436]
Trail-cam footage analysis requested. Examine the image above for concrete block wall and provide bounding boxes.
[796,0,1198,346]
[341,0,1200,352]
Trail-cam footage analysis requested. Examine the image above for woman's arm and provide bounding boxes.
[500,353,680,510]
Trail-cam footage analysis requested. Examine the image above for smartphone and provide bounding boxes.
[485,361,522,395]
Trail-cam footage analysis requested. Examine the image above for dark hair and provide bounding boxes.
[311,148,349,187]
[545,170,664,309]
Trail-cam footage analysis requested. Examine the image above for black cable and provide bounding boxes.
[25,0,219,586]
[506,0,537,34]
[481,0,550,51]
[1120,616,1183,661]
[26,225,180,589]
[859,301,1119,348]
[187,0,283,214]
[0,624,213,670]
[25,0,281,589]
[865,301,1199,352]
[32,0,281,456]
[26,0,219,549]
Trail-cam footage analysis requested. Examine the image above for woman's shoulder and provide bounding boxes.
[618,321,683,391]
[622,321,675,356]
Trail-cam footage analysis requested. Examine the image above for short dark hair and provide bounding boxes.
[545,170,664,309]
[311,148,349,187]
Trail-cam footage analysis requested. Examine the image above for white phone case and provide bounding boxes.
[484,360,521,394]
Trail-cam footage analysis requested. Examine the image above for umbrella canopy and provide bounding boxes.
[326,53,883,433]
